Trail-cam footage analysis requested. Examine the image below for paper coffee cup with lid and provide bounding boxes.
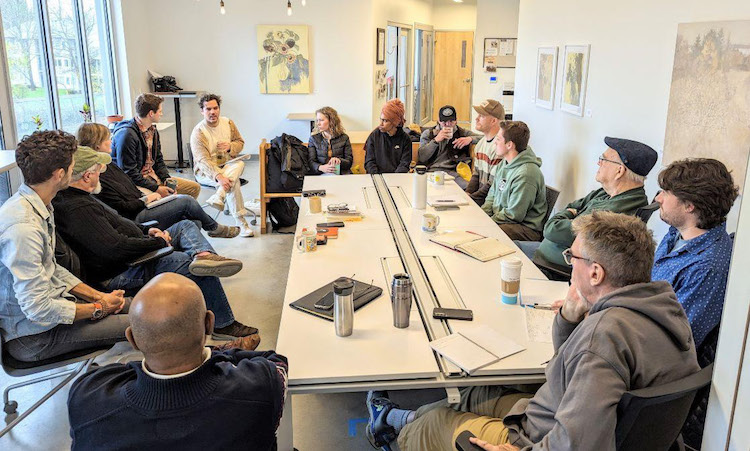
[501,257,522,304]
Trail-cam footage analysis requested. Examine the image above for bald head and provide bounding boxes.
[129,273,208,356]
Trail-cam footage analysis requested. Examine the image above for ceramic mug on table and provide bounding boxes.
[422,213,440,232]
[296,228,318,253]
[429,171,446,185]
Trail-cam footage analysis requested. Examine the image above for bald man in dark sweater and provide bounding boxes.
[68,273,288,450]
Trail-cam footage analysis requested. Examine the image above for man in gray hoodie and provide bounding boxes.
[366,211,699,451]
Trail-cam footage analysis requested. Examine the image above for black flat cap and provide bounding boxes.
[604,137,658,177]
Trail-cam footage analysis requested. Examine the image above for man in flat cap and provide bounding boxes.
[417,105,481,188]
[465,99,506,205]
[517,137,657,277]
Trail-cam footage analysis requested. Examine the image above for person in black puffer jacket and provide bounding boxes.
[307,106,353,175]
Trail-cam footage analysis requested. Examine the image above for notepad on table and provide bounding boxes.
[427,195,470,207]
[145,194,178,209]
[429,325,525,374]
[429,231,515,262]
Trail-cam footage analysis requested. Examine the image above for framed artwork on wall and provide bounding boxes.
[257,25,311,94]
[534,46,558,110]
[376,28,386,64]
[560,44,590,116]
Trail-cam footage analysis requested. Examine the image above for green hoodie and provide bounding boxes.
[536,186,648,267]
[481,146,547,232]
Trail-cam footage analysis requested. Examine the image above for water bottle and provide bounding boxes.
[413,165,427,209]
[333,277,355,337]
[391,273,413,328]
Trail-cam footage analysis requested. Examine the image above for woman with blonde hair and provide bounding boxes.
[76,122,239,237]
[307,106,353,175]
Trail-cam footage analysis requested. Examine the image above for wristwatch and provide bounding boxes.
[91,302,104,320]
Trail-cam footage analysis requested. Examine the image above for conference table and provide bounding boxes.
[275,174,567,450]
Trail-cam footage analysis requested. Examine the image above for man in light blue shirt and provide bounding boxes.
[651,158,738,348]
[0,130,128,362]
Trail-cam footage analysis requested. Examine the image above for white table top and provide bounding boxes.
[0,150,16,173]
[277,175,558,389]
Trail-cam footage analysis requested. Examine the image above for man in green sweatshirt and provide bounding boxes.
[481,121,547,241]
[517,137,657,274]
[367,212,699,451]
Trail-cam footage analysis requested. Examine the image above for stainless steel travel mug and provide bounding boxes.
[333,277,355,337]
[391,273,413,328]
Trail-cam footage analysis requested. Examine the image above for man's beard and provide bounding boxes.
[92,181,102,195]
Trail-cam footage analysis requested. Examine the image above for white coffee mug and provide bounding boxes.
[501,257,523,304]
[295,228,318,253]
[430,171,445,185]
[422,213,440,232]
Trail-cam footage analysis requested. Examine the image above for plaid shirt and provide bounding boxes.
[135,117,159,183]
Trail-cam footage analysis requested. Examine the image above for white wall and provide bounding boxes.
[432,2,477,30]
[471,0,519,123]
[513,0,750,238]
[114,0,375,159]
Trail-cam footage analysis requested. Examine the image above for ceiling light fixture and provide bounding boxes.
[220,0,225,14]
[301,0,306,6]
[287,0,292,15]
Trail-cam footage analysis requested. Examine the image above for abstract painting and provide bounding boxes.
[258,25,310,94]
[535,46,558,110]
[664,20,750,192]
[560,44,590,116]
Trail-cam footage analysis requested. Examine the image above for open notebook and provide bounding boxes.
[429,231,515,262]
[429,325,525,374]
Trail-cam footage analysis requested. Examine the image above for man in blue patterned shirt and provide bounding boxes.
[651,158,738,347]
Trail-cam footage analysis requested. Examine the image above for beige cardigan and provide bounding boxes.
[189,118,245,181]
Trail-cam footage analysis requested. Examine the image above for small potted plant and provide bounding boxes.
[32,115,43,131]
[80,103,92,122]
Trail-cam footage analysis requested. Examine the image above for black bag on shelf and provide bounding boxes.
[151,75,182,93]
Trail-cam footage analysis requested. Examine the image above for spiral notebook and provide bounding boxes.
[289,279,383,321]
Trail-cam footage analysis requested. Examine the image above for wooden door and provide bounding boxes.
[433,31,474,124]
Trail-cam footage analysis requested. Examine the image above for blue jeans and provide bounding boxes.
[135,194,218,232]
[105,220,235,328]
[514,240,541,261]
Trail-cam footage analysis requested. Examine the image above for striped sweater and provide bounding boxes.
[465,135,502,204]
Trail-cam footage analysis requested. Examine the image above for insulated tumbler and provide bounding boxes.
[391,273,413,328]
[333,277,355,337]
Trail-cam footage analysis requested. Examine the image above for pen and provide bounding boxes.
[530,303,556,310]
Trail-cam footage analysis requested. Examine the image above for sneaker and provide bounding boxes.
[237,218,254,237]
[212,321,260,340]
[205,193,225,211]
[244,199,261,215]
[366,391,398,450]
[213,333,261,351]
[189,253,242,277]
[207,224,240,238]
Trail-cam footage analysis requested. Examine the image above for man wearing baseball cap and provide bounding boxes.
[465,99,506,205]
[417,105,480,188]
[518,137,657,276]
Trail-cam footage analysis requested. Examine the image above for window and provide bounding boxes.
[0,0,118,138]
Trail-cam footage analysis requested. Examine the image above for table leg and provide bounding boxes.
[169,97,190,170]
[277,392,294,451]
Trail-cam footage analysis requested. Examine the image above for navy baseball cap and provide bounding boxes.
[604,137,658,177]
[439,105,457,122]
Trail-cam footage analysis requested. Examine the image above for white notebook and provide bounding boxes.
[427,195,470,207]
[145,194,178,209]
[429,231,515,262]
[429,325,525,374]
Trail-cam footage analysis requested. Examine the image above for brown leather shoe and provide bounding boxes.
[189,253,242,277]
[213,334,261,351]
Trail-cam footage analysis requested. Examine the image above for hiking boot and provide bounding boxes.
[212,321,260,340]
[213,333,261,351]
[189,253,242,277]
[207,224,240,238]
[205,193,225,211]
[366,391,398,450]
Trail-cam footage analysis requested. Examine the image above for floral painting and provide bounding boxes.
[257,25,310,94]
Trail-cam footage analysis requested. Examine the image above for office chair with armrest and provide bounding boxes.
[543,186,561,224]
[615,363,714,451]
[636,201,660,224]
[681,325,720,450]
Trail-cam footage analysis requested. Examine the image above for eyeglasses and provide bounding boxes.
[598,156,623,166]
[562,248,594,266]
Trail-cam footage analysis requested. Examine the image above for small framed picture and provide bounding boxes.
[376,28,386,65]
[560,44,591,116]
[534,46,558,110]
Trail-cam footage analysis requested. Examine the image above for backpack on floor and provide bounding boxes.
[267,197,299,230]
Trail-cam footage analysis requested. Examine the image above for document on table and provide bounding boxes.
[429,325,525,374]
[525,307,556,343]
[427,195,470,207]
[430,231,515,262]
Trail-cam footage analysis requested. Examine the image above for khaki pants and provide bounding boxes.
[499,223,543,242]
[173,177,201,199]
[398,386,532,451]
[194,161,247,218]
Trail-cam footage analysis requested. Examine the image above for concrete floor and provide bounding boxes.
[0,160,446,450]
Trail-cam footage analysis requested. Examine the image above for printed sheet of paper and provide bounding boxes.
[525,307,556,343]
